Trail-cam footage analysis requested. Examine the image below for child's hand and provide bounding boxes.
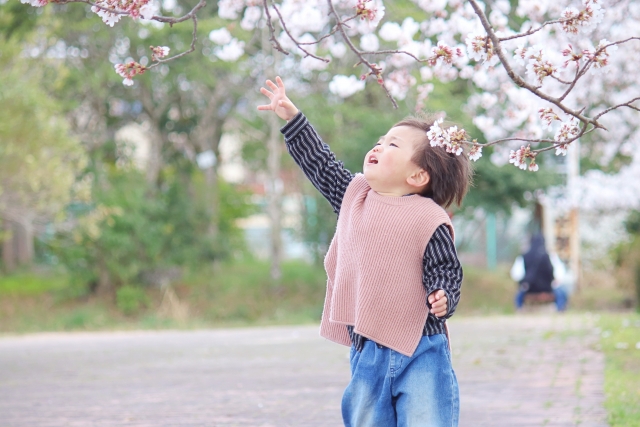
[257,76,299,121]
[428,289,448,318]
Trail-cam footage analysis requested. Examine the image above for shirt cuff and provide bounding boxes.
[280,112,307,139]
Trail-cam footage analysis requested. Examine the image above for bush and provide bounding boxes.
[50,163,255,295]
[116,285,150,316]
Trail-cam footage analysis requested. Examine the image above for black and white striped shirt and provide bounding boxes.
[281,113,463,352]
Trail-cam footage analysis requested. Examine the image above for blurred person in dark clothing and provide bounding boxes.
[510,233,571,311]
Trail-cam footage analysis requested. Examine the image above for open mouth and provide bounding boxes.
[368,155,378,164]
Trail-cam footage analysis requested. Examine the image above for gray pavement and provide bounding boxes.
[0,314,607,426]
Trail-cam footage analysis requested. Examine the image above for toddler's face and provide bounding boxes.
[363,125,425,195]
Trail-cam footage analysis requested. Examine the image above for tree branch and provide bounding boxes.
[272,3,330,63]
[262,0,289,55]
[326,0,398,108]
[467,0,596,128]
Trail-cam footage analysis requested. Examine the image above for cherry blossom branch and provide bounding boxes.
[326,0,398,108]
[360,49,428,62]
[147,14,198,68]
[558,37,640,102]
[262,0,289,55]
[272,3,330,63]
[467,0,597,128]
[147,0,205,24]
[498,18,567,42]
[593,97,640,121]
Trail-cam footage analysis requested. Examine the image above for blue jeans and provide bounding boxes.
[342,334,459,427]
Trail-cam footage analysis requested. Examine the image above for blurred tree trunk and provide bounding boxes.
[262,28,284,282]
[1,220,16,272]
[138,85,174,186]
[0,213,34,272]
[192,85,238,247]
[267,111,284,281]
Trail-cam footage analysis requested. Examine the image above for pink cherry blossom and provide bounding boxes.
[426,118,445,147]
[560,0,603,34]
[468,145,483,162]
[428,41,462,67]
[539,108,560,129]
[114,61,147,86]
[584,39,618,74]
[466,34,494,63]
[355,0,377,22]
[561,44,582,68]
[150,46,170,61]
[509,145,533,170]
[20,0,49,7]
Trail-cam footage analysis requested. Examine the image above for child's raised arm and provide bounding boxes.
[258,77,354,216]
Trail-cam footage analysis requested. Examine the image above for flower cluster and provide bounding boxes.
[560,0,604,34]
[114,61,147,86]
[91,0,156,27]
[360,63,384,85]
[150,46,170,61]
[355,0,377,21]
[426,118,467,156]
[526,57,555,86]
[515,45,556,85]
[554,118,580,155]
[509,145,538,171]
[539,107,560,129]
[465,34,495,64]
[20,0,50,7]
[561,44,583,68]
[468,144,483,162]
[428,41,463,67]
[584,39,618,74]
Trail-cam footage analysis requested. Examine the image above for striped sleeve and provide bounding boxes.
[280,112,354,215]
[423,224,463,322]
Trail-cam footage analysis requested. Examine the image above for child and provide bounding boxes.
[258,76,471,427]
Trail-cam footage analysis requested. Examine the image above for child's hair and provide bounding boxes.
[393,114,473,208]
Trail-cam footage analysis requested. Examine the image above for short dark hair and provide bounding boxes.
[393,114,473,208]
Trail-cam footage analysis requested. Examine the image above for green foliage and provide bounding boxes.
[51,162,254,293]
[116,285,150,315]
[181,258,328,324]
[0,271,68,297]
[598,313,640,426]
[0,39,85,217]
[462,154,560,213]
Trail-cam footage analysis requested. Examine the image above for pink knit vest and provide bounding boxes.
[320,174,454,357]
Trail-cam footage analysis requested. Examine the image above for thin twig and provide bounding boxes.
[273,3,330,62]
[262,0,289,55]
[147,14,199,68]
[499,19,566,42]
[326,0,398,108]
[593,97,640,121]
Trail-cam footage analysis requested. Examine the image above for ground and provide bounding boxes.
[0,313,606,426]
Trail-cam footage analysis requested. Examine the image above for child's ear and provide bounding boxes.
[407,168,430,188]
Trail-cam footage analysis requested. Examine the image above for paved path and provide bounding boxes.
[0,314,607,426]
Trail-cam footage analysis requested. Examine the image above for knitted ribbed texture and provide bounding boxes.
[320,174,454,357]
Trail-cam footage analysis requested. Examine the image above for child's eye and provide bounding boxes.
[390,143,398,147]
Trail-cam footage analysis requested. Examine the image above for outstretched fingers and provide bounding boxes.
[260,87,274,99]
[265,79,279,92]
